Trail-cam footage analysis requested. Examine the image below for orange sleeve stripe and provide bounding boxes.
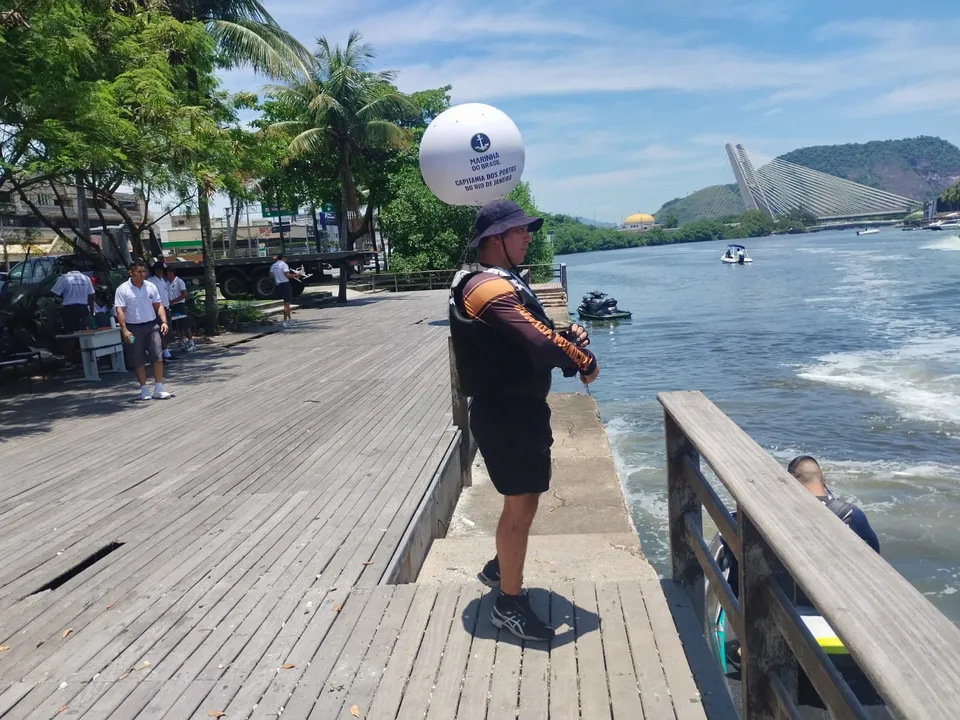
[514,303,593,371]
[462,276,516,318]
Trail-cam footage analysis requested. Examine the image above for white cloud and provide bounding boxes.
[762,108,783,117]
[864,79,960,116]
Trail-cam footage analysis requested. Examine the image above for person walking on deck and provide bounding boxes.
[270,254,298,327]
[114,260,171,401]
[50,260,95,333]
[449,199,599,642]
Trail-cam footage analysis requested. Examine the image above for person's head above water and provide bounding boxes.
[788,455,827,495]
[471,199,543,269]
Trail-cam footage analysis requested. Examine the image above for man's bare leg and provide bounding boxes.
[284,302,291,321]
[134,366,147,387]
[496,493,539,596]
[151,360,164,384]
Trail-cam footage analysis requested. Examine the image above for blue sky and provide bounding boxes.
[225,0,960,223]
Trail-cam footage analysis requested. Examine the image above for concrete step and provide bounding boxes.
[262,304,299,319]
[418,534,657,585]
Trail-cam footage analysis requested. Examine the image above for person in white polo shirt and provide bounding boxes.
[146,260,173,360]
[114,260,171,401]
[51,260,95,333]
[270,253,299,328]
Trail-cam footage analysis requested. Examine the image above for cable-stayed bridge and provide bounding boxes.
[725,143,920,221]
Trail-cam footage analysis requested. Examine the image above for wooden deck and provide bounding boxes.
[0,292,728,719]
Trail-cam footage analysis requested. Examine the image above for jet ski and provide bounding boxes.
[577,290,632,320]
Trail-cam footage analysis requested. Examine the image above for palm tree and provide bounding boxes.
[266,32,414,250]
[169,0,311,333]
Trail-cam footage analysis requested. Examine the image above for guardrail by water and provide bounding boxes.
[659,390,960,719]
[349,263,567,294]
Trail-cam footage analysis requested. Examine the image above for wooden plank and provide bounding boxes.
[517,587,551,720]
[257,586,389,718]
[486,607,524,719]
[366,585,440,719]
[596,582,645,719]
[548,583,579,720]
[618,581,675,720]
[658,390,960,717]
[423,585,482,720]
[639,576,708,720]
[327,584,417,720]
[395,584,461,720]
[573,581,611,718]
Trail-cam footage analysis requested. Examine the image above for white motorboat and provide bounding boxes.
[856,228,879,236]
[721,244,752,264]
[928,220,960,231]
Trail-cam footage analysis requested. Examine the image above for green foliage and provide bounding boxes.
[217,300,266,330]
[550,208,798,256]
[940,181,960,211]
[660,212,679,229]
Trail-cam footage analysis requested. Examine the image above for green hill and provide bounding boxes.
[778,136,960,200]
[655,136,960,224]
[655,184,744,225]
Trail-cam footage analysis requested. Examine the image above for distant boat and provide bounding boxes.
[856,228,879,236]
[928,220,960,231]
[721,244,752,264]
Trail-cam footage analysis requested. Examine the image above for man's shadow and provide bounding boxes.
[461,587,599,651]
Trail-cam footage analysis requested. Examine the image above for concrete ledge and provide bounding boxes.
[381,429,463,585]
[419,392,654,585]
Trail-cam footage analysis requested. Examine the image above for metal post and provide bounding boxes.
[665,412,705,629]
[560,263,567,294]
[740,511,798,719]
[448,337,471,487]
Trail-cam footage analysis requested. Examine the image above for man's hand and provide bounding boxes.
[563,322,590,347]
[580,364,599,385]
[121,328,132,344]
[160,322,169,336]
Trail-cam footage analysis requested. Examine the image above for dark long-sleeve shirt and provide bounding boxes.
[461,272,598,378]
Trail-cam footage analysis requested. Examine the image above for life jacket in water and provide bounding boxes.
[448,264,554,400]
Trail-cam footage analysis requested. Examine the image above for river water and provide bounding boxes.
[554,228,960,623]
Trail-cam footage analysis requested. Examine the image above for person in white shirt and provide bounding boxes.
[270,253,300,327]
[165,266,195,351]
[50,261,95,333]
[114,260,171,401]
[146,261,173,359]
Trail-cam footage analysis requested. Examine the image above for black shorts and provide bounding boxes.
[60,305,90,333]
[123,321,163,368]
[277,282,293,303]
[470,397,553,496]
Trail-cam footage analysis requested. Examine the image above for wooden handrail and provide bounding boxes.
[659,390,960,719]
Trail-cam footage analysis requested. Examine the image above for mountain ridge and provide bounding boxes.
[654,136,960,224]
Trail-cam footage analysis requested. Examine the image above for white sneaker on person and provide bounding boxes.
[282,320,290,328]
[138,387,152,401]
[188,340,196,350]
[153,390,172,400]
[163,349,173,359]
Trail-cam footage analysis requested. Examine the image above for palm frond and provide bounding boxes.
[361,120,412,149]
[287,127,333,158]
[207,19,310,80]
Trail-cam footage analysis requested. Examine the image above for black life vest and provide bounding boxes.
[448,265,554,401]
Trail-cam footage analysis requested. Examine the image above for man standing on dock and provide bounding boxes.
[449,199,599,642]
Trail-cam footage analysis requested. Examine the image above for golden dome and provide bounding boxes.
[624,213,656,224]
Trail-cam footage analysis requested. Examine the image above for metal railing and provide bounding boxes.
[349,263,566,294]
[659,390,960,719]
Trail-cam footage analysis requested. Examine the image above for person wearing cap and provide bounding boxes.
[449,198,599,642]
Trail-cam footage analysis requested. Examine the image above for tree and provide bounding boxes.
[659,212,679,229]
[266,32,415,250]
[166,0,311,334]
[940,181,960,211]
[2,0,214,271]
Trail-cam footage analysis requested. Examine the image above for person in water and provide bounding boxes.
[787,455,880,553]
[449,199,599,642]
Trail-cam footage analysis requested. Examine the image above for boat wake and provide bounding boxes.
[921,236,960,252]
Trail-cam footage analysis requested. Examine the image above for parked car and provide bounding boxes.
[0,254,126,345]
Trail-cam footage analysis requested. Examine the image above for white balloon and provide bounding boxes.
[419,103,525,207]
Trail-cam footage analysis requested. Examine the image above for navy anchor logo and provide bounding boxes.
[471,133,491,153]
